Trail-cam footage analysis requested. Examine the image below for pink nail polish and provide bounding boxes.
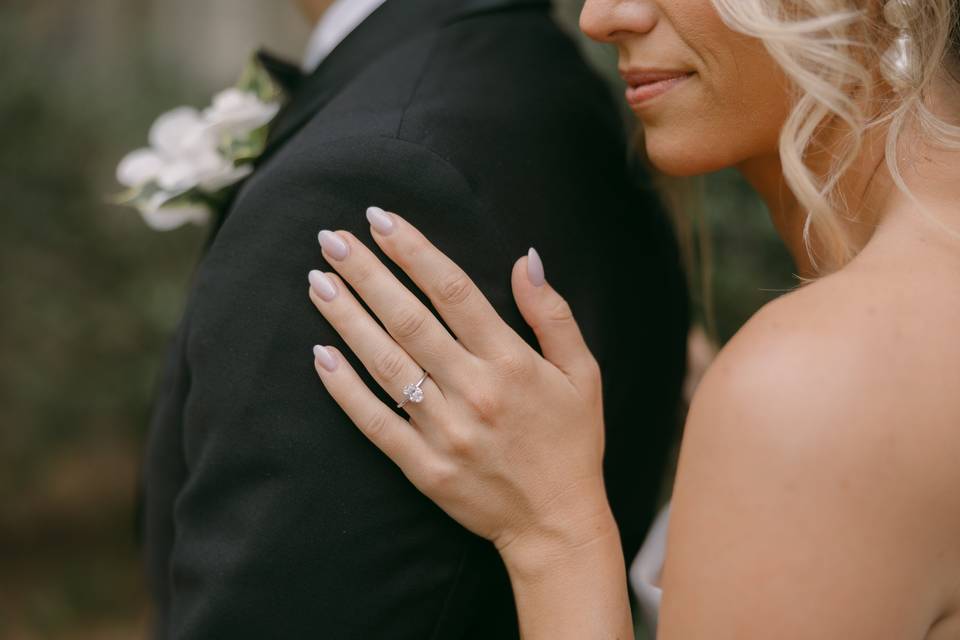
[313,345,338,372]
[318,230,349,260]
[527,248,545,287]
[308,270,338,301]
[366,206,395,235]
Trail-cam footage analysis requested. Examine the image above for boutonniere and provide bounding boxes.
[114,57,284,231]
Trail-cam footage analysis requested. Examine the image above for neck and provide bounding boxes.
[738,111,903,280]
[737,152,816,278]
[741,88,960,281]
[856,109,960,272]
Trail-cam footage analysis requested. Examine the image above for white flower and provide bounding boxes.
[118,106,230,195]
[152,150,245,193]
[155,160,202,192]
[116,148,164,188]
[116,104,256,230]
[149,106,211,159]
[140,193,211,231]
[204,88,280,138]
[199,163,253,192]
[114,59,282,232]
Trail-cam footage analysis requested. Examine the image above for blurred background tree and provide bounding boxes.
[0,1,793,637]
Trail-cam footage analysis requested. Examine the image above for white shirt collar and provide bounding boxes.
[301,0,390,73]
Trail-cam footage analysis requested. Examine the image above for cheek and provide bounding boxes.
[641,18,791,176]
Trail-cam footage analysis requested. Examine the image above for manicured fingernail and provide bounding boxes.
[313,345,338,372]
[527,248,545,287]
[366,206,395,235]
[308,270,338,301]
[318,230,349,260]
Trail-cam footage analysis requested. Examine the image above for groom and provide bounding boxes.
[143,0,689,637]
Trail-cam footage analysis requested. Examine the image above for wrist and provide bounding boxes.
[496,504,633,640]
[496,491,621,582]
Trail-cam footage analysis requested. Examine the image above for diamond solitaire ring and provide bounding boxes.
[397,372,430,409]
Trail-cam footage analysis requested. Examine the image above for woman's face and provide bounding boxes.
[580,0,793,177]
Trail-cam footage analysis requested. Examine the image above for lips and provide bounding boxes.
[621,69,694,107]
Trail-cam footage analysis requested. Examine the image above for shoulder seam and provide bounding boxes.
[280,132,478,202]
[396,30,442,143]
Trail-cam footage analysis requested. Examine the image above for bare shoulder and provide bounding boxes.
[697,264,959,439]
[659,271,960,638]
[687,268,960,502]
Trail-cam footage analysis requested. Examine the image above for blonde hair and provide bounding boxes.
[710,0,960,274]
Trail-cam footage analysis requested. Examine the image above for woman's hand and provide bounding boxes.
[308,208,634,639]
[307,207,613,569]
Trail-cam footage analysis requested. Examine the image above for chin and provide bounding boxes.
[643,130,735,177]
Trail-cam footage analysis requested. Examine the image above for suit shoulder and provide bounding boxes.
[403,11,624,146]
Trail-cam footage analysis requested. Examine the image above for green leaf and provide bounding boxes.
[236,55,284,104]
[111,181,164,208]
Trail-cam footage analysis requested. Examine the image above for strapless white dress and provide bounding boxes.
[630,504,670,633]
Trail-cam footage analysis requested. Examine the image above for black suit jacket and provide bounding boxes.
[144,0,689,638]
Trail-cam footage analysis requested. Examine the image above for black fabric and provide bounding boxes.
[255,50,305,96]
[143,1,689,638]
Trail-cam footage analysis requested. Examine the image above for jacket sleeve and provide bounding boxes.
[165,135,521,639]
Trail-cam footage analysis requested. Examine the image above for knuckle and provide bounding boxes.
[581,358,603,399]
[491,350,532,380]
[390,306,429,341]
[445,426,478,458]
[396,236,425,266]
[463,385,502,418]
[371,348,408,381]
[349,261,375,285]
[422,460,456,490]
[546,296,575,324]
[583,355,602,383]
[362,410,391,438]
[433,270,474,307]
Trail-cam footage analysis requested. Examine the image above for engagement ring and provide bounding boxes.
[397,372,429,409]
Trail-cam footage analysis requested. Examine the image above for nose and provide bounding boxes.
[580,0,657,44]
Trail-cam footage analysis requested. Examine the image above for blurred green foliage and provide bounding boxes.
[0,1,211,635]
[698,170,798,342]
[0,14,200,492]
[0,0,794,636]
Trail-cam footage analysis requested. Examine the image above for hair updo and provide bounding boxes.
[709,0,960,274]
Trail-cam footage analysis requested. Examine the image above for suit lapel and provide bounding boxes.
[257,0,550,165]
[255,50,306,96]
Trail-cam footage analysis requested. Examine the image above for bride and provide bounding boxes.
[304,0,960,637]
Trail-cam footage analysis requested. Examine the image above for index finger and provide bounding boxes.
[364,207,523,359]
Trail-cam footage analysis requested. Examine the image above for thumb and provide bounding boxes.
[511,249,599,389]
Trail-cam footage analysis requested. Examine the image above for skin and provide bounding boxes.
[304,0,960,638]
[294,0,337,24]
